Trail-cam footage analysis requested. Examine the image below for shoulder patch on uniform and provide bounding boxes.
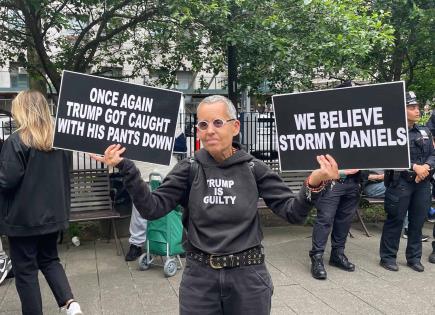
[418,129,429,139]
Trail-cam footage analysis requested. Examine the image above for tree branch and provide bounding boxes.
[15,0,62,91]
[74,7,158,71]
[41,0,69,37]
[68,0,135,65]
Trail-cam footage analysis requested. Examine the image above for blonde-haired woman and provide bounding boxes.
[0,90,82,315]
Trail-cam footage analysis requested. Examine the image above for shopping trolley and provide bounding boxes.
[137,172,184,277]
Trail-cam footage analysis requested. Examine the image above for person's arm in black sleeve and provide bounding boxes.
[0,137,26,192]
[255,160,319,224]
[117,158,190,220]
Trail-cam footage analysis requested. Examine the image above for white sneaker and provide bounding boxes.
[66,302,83,315]
[0,256,12,285]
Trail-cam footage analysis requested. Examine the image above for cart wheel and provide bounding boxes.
[164,259,178,277]
[138,253,151,271]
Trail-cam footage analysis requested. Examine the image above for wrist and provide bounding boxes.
[305,175,326,194]
[308,175,322,188]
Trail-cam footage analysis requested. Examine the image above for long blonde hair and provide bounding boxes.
[11,90,54,151]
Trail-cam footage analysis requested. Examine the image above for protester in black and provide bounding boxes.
[0,91,82,315]
[92,95,340,315]
[379,91,435,272]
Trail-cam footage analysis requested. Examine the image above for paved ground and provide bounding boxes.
[1,223,435,315]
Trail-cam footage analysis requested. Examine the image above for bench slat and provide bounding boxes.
[70,210,120,222]
[69,168,119,221]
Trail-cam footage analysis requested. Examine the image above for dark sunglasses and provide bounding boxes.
[196,118,236,131]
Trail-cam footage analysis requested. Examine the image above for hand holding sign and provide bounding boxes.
[308,154,339,186]
[90,144,125,167]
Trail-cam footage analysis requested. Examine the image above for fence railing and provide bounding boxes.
[0,111,278,171]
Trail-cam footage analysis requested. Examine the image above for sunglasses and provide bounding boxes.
[196,118,236,131]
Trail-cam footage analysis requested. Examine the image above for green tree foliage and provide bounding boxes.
[0,0,222,93]
[0,0,395,96]
[359,0,435,104]
[224,0,394,94]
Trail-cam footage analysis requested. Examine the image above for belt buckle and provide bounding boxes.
[209,255,224,269]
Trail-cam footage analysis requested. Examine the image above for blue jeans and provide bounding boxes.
[363,182,386,198]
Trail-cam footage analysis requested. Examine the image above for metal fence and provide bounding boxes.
[0,113,15,143]
[0,111,279,171]
[181,111,278,169]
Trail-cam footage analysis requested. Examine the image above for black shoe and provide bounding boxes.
[379,260,399,271]
[125,244,143,261]
[329,253,355,272]
[407,261,424,272]
[429,251,435,264]
[310,254,327,280]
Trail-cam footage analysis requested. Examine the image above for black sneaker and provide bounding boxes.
[0,256,12,285]
[421,235,429,242]
[125,244,143,261]
[402,228,408,239]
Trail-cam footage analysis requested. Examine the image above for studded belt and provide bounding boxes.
[187,246,265,269]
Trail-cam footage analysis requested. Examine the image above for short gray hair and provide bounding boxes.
[198,95,237,119]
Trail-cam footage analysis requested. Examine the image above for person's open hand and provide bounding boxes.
[89,144,126,167]
[308,154,339,187]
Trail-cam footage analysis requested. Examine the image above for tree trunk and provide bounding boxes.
[27,46,47,95]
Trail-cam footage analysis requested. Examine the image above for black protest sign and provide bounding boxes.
[53,71,182,165]
[272,81,409,171]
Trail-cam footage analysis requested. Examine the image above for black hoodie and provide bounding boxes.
[118,143,316,255]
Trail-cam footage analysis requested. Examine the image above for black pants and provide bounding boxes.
[8,232,73,315]
[310,179,360,256]
[179,258,273,315]
[380,178,431,264]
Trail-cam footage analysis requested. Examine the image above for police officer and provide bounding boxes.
[309,169,362,279]
[309,80,363,280]
[379,91,435,272]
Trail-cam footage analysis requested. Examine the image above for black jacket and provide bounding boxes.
[0,132,71,236]
[118,143,317,255]
[409,124,435,168]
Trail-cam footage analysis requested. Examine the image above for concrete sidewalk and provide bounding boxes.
[1,223,435,314]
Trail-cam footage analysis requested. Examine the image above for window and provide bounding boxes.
[176,71,193,90]
[100,66,123,78]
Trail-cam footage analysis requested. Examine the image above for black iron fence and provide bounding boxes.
[0,112,278,170]
[181,111,278,169]
[0,113,15,146]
